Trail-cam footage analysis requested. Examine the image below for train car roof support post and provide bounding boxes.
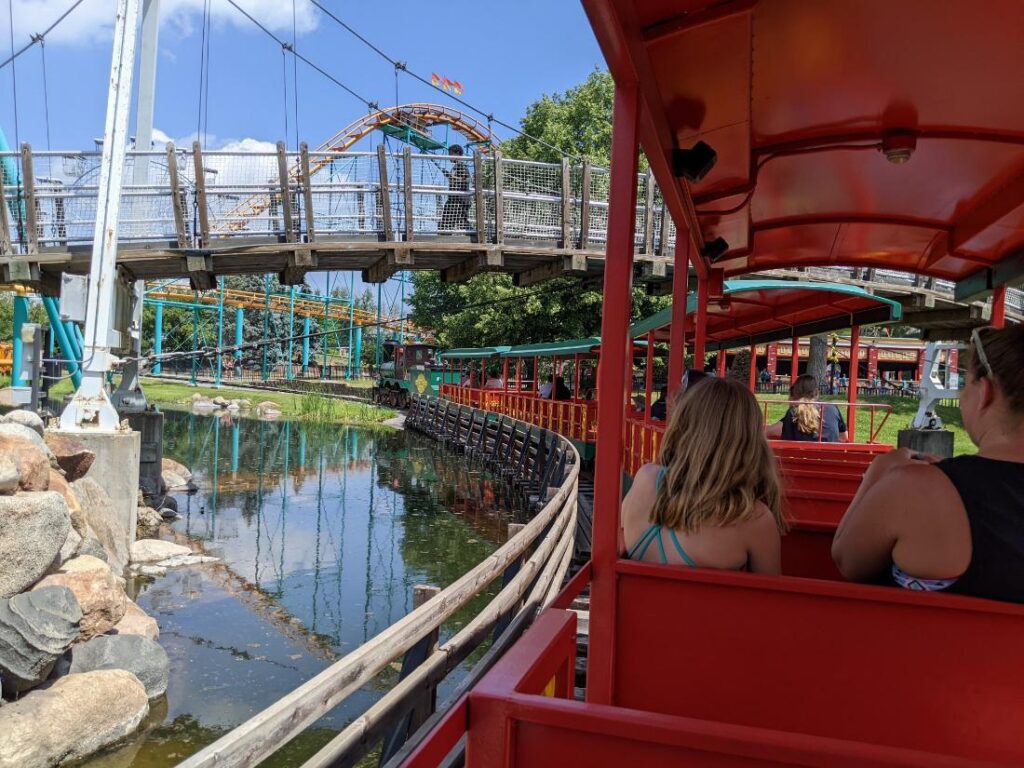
[666,235,690,407]
[589,79,640,706]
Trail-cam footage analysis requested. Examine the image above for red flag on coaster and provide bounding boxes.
[452,80,464,95]
[442,77,453,91]
[431,72,441,87]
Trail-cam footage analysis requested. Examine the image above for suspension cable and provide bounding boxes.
[36,37,51,151]
[7,0,25,244]
[0,0,87,72]
[305,0,575,159]
[281,46,290,149]
[195,0,210,146]
[291,0,300,152]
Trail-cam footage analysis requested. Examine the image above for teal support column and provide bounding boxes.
[152,301,163,375]
[262,274,271,381]
[12,296,27,386]
[191,307,199,386]
[375,283,382,371]
[354,326,363,378]
[63,322,82,364]
[400,272,406,343]
[215,277,225,388]
[287,285,296,381]
[323,274,332,373]
[234,307,243,370]
[42,298,81,387]
[71,322,84,354]
[211,415,220,533]
[230,421,240,474]
[302,316,311,374]
[347,273,355,379]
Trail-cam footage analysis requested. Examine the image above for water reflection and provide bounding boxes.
[85,412,521,767]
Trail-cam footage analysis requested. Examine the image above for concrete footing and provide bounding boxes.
[897,428,955,459]
[122,411,163,495]
[60,427,141,548]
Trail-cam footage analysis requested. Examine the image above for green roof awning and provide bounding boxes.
[437,346,511,360]
[501,337,602,358]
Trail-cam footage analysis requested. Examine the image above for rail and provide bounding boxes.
[2,145,1021,313]
[176,395,579,768]
[440,385,598,446]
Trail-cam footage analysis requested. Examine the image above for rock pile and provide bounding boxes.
[0,587,81,695]
[189,393,251,416]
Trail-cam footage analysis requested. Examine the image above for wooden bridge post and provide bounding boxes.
[376,144,394,241]
[378,583,442,766]
[276,141,296,243]
[191,141,211,247]
[402,146,414,242]
[473,150,486,243]
[579,160,592,249]
[493,150,505,245]
[0,157,11,255]
[165,143,186,246]
[299,142,316,243]
[166,143,188,248]
[19,143,38,254]
[642,169,655,255]
[560,158,572,248]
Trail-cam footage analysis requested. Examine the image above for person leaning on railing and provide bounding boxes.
[832,324,1024,602]
[621,377,787,574]
[764,374,848,442]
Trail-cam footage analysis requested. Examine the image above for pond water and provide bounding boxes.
[85,411,522,768]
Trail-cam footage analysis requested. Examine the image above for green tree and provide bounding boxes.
[502,69,615,164]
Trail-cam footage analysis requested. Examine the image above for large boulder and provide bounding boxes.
[110,600,159,642]
[130,539,191,564]
[47,470,83,534]
[42,432,95,482]
[55,528,82,567]
[1,410,44,437]
[161,469,189,492]
[0,587,81,696]
[0,422,50,453]
[0,435,50,492]
[65,634,168,699]
[136,507,163,539]
[0,455,18,495]
[0,669,149,768]
[77,536,108,563]
[0,492,71,598]
[70,477,129,573]
[32,556,127,641]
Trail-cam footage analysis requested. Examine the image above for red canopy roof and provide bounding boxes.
[583,0,1024,301]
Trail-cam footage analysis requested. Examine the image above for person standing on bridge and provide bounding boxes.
[440,145,470,231]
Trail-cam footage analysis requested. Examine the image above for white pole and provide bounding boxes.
[61,0,142,430]
[113,0,159,412]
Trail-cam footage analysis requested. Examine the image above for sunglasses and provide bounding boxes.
[970,326,993,377]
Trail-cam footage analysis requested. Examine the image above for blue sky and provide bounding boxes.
[0,0,605,152]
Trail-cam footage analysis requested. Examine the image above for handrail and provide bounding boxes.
[757,399,892,443]
[176,396,580,768]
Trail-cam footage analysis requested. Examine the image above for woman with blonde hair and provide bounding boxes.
[765,374,848,442]
[621,377,786,574]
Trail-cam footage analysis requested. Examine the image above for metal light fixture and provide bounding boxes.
[701,237,729,261]
[881,131,917,165]
[672,140,717,182]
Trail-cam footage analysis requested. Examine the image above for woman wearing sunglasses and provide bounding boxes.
[832,324,1024,601]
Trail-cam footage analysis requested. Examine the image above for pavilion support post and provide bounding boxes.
[717,349,726,378]
[644,331,654,421]
[748,343,757,393]
[848,325,861,440]
[693,274,709,369]
[666,236,690,404]
[589,81,639,706]
[791,336,800,382]
[991,285,1007,329]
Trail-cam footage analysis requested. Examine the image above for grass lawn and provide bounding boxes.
[758,393,974,456]
[48,377,396,425]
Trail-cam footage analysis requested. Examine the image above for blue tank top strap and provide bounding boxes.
[627,525,665,563]
[667,529,698,567]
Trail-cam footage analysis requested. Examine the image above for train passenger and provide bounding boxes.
[621,377,786,574]
[539,374,554,399]
[484,370,504,390]
[553,375,571,400]
[650,385,669,420]
[832,325,1024,601]
[764,374,848,442]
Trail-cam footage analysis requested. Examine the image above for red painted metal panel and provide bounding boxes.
[399,696,469,768]
[613,560,1024,763]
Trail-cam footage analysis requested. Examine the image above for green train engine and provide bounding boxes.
[374,340,457,408]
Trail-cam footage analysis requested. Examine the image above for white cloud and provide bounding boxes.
[3,0,318,48]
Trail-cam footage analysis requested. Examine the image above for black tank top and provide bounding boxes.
[937,455,1024,603]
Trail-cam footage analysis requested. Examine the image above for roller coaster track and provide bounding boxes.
[215,103,497,232]
[143,282,429,337]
